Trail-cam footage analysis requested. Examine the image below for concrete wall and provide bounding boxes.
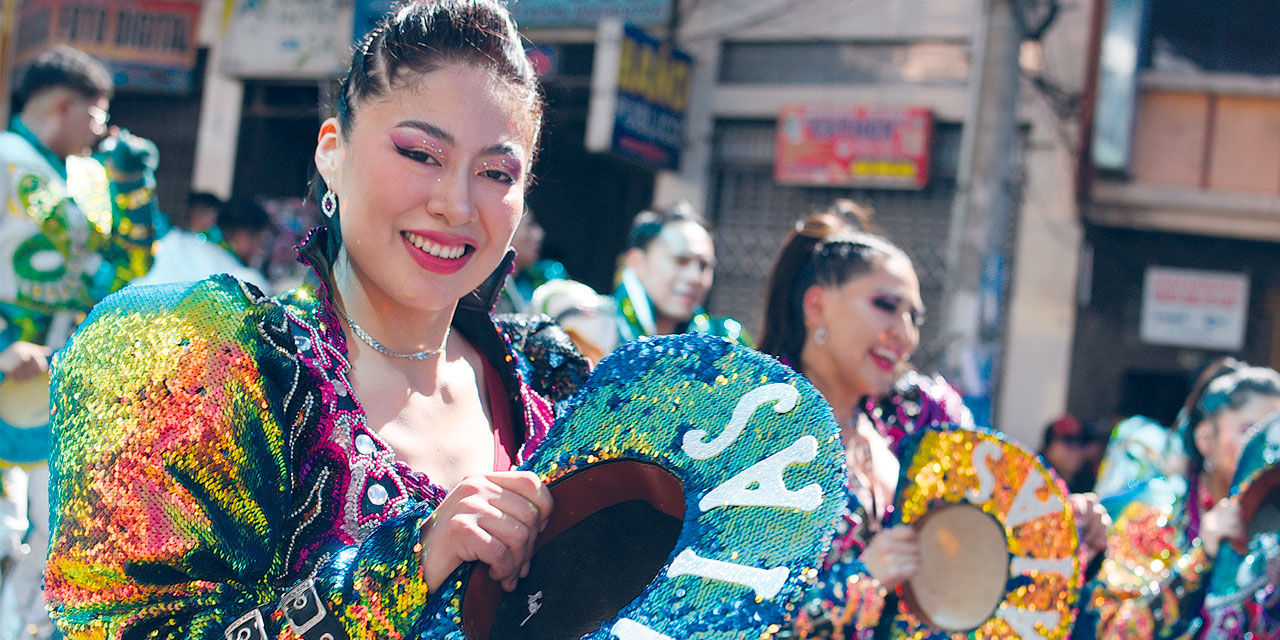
[660,0,978,215]
[191,0,242,199]
[997,0,1091,444]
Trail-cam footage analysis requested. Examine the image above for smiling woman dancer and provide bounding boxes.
[43,2,588,637]
[758,211,935,638]
[760,209,1106,638]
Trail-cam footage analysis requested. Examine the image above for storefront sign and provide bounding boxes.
[1140,266,1249,351]
[510,0,670,27]
[775,105,933,189]
[14,0,202,94]
[220,0,353,79]
[585,21,691,171]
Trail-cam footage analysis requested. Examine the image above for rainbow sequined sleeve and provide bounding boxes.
[46,278,432,639]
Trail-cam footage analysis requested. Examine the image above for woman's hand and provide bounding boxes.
[860,525,920,589]
[419,471,553,592]
[0,341,51,381]
[1069,492,1110,564]
[1199,498,1244,558]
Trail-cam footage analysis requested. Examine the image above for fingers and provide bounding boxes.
[420,472,552,592]
[883,525,918,544]
[861,526,921,588]
[0,342,51,381]
[1201,499,1245,557]
[486,471,554,527]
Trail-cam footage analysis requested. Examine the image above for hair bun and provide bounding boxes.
[795,213,847,239]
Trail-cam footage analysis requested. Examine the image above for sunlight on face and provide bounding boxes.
[814,253,923,400]
[632,221,715,326]
[318,64,537,313]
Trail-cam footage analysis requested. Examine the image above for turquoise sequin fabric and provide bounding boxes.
[423,333,847,639]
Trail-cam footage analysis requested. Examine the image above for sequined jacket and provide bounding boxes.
[0,117,156,349]
[1077,477,1277,640]
[45,250,588,638]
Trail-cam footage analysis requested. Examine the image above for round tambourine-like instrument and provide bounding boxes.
[0,367,53,466]
[420,333,849,640]
[889,425,1083,640]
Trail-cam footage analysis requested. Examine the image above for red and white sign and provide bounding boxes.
[774,104,933,190]
[1140,266,1250,350]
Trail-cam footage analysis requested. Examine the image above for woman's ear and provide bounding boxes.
[801,285,825,329]
[623,247,646,273]
[314,117,343,187]
[1193,420,1216,462]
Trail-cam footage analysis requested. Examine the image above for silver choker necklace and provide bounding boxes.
[334,303,450,360]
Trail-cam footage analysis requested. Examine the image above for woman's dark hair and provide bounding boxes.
[338,0,540,137]
[13,45,113,112]
[314,0,542,259]
[1171,357,1243,436]
[626,201,710,252]
[757,205,909,371]
[1180,365,1280,472]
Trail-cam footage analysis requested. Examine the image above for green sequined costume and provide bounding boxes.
[0,115,157,350]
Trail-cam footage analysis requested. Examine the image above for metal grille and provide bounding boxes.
[706,120,963,374]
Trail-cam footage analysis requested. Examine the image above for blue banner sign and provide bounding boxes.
[589,22,690,171]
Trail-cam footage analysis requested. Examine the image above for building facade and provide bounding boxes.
[1070,0,1280,426]
[1,0,1115,446]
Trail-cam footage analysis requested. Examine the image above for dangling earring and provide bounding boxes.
[814,327,828,345]
[321,188,338,218]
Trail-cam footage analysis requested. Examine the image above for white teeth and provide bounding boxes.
[404,232,465,259]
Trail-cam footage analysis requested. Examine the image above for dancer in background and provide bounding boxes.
[496,206,566,313]
[1080,365,1280,638]
[0,44,159,640]
[762,207,1107,638]
[614,202,751,346]
[759,211,933,638]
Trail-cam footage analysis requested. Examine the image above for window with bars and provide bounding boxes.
[705,119,982,377]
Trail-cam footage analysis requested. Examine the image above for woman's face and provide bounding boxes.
[627,221,716,326]
[315,64,535,312]
[806,253,923,399]
[1044,439,1087,480]
[1198,393,1280,482]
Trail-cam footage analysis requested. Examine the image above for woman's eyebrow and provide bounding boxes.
[396,119,453,146]
[483,142,522,157]
[397,120,522,159]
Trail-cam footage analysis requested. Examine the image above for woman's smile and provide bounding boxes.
[401,229,475,274]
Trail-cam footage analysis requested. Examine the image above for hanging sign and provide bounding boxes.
[510,0,671,27]
[220,0,353,79]
[1140,266,1249,351]
[14,0,202,94]
[775,104,933,189]
[585,20,691,172]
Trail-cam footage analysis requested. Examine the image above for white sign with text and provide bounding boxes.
[1140,266,1249,350]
